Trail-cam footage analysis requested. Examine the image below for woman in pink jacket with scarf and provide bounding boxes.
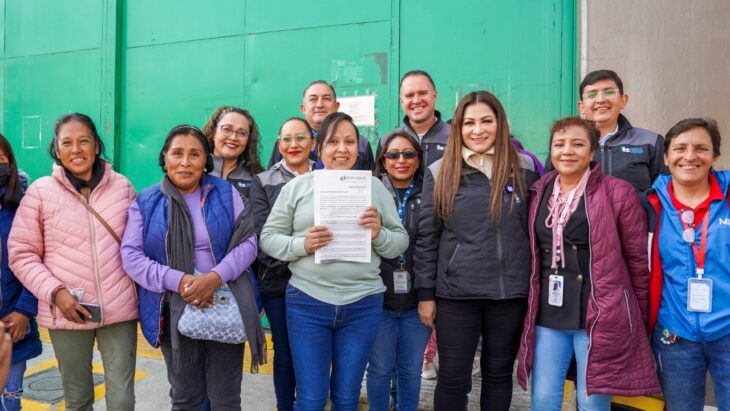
[8,113,138,411]
[517,117,659,410]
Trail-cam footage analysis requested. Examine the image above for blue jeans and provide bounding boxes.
[652,325,730,411]
[366,308,432,411]
[2,361,26,411]
[263,296,296,411]
[286,285,383,411]
[531,326,611,411]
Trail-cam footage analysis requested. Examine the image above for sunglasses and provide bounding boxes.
[385,150,418,160]
[681,209,696,243]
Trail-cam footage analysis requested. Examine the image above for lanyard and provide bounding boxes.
[395,180,416,266]
[679,210,710,278]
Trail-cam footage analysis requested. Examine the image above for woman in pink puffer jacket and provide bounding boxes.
[8,113,138,411]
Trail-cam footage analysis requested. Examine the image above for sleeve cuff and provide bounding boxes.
[162,269,186,292]
[211,262,236,284]
[293,237,308,257]
[418,288,436,301]
[372,229,388,249]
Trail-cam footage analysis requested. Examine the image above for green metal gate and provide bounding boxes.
[1,0,576,188]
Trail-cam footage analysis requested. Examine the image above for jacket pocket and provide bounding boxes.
[446,243,461,273]
[623,289,633,334]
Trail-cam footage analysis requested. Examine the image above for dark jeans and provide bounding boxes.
[263,295,296,411]
[433,297,526,411]
[286,285,383,411]
[160,330,244,411]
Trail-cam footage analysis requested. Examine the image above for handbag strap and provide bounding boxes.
[57,180,122,245]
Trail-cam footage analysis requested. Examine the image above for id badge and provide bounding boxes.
[548,275,564,307]
[393,269,410,294]
[687,277,713,313]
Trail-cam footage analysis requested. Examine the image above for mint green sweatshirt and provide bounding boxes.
[260,172,409,305]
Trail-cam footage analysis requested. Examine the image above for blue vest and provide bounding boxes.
[135,175,235,347]
[654,170,730,342]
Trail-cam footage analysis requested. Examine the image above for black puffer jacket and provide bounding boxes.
[249,162,303,296]
[415,156,539,301]
[378,174,422,312]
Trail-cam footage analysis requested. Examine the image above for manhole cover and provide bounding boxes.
[24,367,105,403]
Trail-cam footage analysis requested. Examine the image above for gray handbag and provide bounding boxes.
[177,284,247,344]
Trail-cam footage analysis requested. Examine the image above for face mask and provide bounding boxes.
[0,163,9,187]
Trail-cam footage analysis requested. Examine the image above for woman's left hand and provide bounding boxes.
[359,206,381,240]
[181,272,222,308]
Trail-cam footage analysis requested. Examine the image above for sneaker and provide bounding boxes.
[422,361,437,379]
[471,356,480,376]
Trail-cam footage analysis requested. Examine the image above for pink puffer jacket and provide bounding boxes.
[8,162,138,330]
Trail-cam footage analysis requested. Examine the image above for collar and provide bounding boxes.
[278,159,315,176]
[667,174,723,227]
[599,124,620,145]
[402,110,443,136]
[461,145,495,162]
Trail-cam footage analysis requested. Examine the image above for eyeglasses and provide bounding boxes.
[681,209,696,243]
[583,88,620,101]
[385,150,419,160]
[218,125,250,139]
[279,134,310,145]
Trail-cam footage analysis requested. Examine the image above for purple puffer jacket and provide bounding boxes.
[517,163,660,396]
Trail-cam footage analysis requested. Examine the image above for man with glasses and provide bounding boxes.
[556,69,666,191]
[376,70,451,169]
[267,80,375,171]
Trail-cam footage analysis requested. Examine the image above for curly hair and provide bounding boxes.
[203,106,263,175]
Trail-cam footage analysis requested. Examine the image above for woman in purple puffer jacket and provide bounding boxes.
[516,117,660,411]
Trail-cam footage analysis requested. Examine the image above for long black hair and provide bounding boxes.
[0,133,25,210]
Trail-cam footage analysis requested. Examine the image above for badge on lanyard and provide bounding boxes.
[393,269,410,294]
[679,209,712,313]
[688,277,713,312]
[548,274,564,307]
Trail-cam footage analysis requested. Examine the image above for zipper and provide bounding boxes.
[496,223,506,299]
[0,234,4,310]
[156,230,171,346]
[623,289,633,334]
[84,194,106,326]
[201,190,219,266]
[608,147,614,176]
[520,186,541,377]
[584,194,600,399]
[447,243,461,269]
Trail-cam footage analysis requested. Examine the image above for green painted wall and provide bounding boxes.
[0,0,576,188]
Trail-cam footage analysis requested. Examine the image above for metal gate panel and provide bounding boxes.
[125,0,246,47]
[4,50,103,180]
[121,36,246,188]
[400,0,575,160]
[244,20,394,159]
[4,0,102,58]
[246,0,391,33]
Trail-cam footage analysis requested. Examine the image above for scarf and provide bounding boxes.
[160,176,266,373]
[545,168,591,269]
[64,158,106,194]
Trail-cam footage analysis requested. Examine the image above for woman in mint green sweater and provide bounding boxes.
[260,112,408,411]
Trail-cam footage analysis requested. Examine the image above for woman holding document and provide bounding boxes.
[260,112,409,411]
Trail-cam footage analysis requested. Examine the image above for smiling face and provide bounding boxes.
[383,136,420,188]
[320,121,358,170]
[212,112,249,161]
[55,121,99,182]
[578,79,628,130]
[550,125,595,181]
[164,134,207,194]
[400,74,437,126]
[461,102,498,154]
[278,119,314,170]
[300,83,340,130]
[665,127,717,188]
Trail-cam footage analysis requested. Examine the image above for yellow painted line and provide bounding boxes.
[40,326,275,374]
[612,395,665,410]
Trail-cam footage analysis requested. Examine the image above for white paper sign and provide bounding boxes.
[337,95,376,126]
[313,170,372,264]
